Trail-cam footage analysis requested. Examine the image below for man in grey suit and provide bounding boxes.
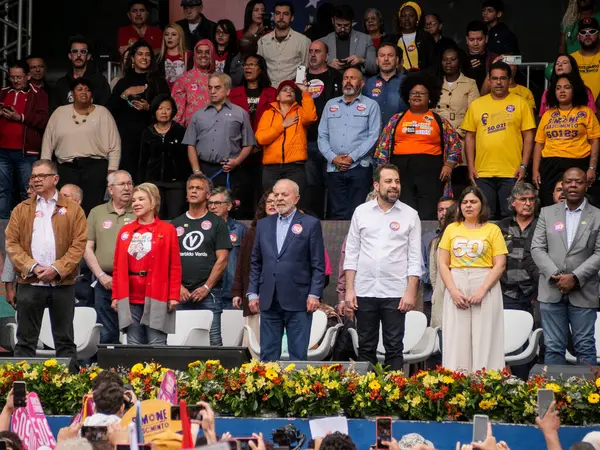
[531,168,600,365]
[319,5,377,77]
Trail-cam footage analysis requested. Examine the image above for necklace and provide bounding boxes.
[72,106,91,125]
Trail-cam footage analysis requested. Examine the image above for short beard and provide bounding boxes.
[343,87,357,96]
[581,40,598,50]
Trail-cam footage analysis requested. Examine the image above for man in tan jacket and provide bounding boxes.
[5,159,87,359]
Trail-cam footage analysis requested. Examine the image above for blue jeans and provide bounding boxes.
[127,303,167,345]
[177,287,223,346]
[94,282,120,344]
[475,177,515,219]
[0,150,36,219]
[540,295,597,365]
[327,165,372,219]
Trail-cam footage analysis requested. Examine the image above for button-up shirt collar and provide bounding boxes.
[565,199,586,249]
[276,208,297,254]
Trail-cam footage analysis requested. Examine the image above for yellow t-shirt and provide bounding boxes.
[461,93,537,178]
[571,51,600,101]
[398,34,419,71]
[535,106,600,158]
[439,222,508,269]
[510,85,536,111]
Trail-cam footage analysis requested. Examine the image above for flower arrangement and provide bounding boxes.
[0,360,599,425]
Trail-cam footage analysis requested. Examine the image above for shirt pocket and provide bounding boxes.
[327,110,343,127]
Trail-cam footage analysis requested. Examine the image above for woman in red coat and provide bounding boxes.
[229,54,277,218]
[111,182,182,345]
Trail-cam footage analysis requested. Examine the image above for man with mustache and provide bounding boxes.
[257,1,310,89]
[176,0,216,52]
[343,163,421,371]
[55,35,111,108]
[532,167,600,366]
[117,0,162,55]
[318,68,381,219]
[571,17,600,103]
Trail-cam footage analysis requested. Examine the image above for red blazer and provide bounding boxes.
[229,86,277,131]
[112,218,182,304]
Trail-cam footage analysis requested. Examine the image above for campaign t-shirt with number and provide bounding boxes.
[127,223,153,304]
[171,211,232,290]
[439,222,508,269]
[393,110,442,156]
[536,106,600,159]
[461,93,536,178]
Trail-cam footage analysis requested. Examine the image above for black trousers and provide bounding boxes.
[540,156,590,207]
[356,297,405,371]
[391,154,443,220]
[58,158,109,215]
[155,181,187,220]
[262,163,306,204]
[15,284,77,360]
[200,161,246,207]
[236,164,262,219]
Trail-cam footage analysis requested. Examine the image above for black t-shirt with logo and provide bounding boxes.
[171,211,232,290]
[307,70,332,142]
[245,87,261,123]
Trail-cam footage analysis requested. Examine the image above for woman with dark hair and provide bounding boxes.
[374,71,461,220]
[213,19,238,74]
[363,8,385,48]
[237,0,271,40]
[229,54,277,218]
[533,72,600,206]
[108,40,170,183]
[138,94,190,219]
[438,185,507,372]
[232,189,277,343]
[540,54,597,116]
[384,1,436,72]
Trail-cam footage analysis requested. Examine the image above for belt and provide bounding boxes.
[129,271,148,277]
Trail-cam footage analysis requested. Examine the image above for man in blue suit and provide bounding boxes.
[248,179,325,361]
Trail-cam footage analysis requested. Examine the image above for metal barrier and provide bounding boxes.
[0,0,32,80]
[519,62,550,90]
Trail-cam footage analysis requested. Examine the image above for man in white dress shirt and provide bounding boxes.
[343,163,422,370]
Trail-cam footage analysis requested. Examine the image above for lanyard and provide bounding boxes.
[209,169,231,189]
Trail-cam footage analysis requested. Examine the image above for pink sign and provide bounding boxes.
[71,394,95,425]
[157,370,178,405]
[11,392,56,450]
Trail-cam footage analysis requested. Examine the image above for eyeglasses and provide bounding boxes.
[70,49,89,55]
[243,63,259,68]
[334,22,352,30]
[208,201,229,206]
[516,197,536,203]
[409,90,428,97]
[579,29,599,36]
[9,75,25,81]
[490,76,509,82]
[111,182,133,188]
[29,173,56,181]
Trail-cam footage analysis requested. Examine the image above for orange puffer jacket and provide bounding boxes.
[255,92,317,165]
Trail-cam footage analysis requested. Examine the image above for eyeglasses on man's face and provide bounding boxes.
[29,173,56,181]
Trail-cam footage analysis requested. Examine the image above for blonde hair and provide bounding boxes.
[158,23,187,64]
[134,183,161,216]
[562,0,580,31]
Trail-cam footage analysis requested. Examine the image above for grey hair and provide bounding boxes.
[274,178,300,196]
[508,182,539,212]
[107,170,132,186]
[209,72,232,90]
[60,184,83,202]
[32,159,57,174]
[55,438,93,450]
[583,431,600,449]
[364,8,384,32]
[210,186,233,203]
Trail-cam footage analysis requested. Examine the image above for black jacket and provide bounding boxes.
[176,15,217,52]
[384,31,438,73]
[487,22,519,57]
[54,65,111,109]
[139,122,191,183]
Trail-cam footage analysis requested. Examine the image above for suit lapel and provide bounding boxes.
[569,203,592,252]
[557,204,568,250]
[350,31,359,58]
[268,215,279,256]
[278,213,303,257]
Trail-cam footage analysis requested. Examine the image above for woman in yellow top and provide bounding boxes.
[438,186,508,372]
[532,72,600,206]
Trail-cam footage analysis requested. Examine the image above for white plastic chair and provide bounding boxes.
[221,310,245,346]
[166,310,213,346]
[566,312,600,364]
[504,310,543,366]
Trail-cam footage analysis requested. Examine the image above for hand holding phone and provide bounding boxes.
[235,438,258,450]
[537,388,555,418]
[295,65,307,84]
[170,405,204,421]
[13,381,26,408]
[472,414,489,443]
[375,417,392,449]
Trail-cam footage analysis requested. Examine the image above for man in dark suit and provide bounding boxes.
[248,179,325,361]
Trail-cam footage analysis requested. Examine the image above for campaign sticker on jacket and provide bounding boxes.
[371,88,382,97]
[35,211,43,218]
[230,233,238,243]
[375,80,383,88]
[356,104,366,112]
[128,232,152,260]
[506,105,515,113]
[390,221,400,231]
[176,226,185,237]
[554,222,565,232]
[102,220,113,229]
[308,79,325,99]
[329,105,339,113]
[201,220,212,230]
[121,231,130,241]
[291,224,303,235]
[58,207,67,215]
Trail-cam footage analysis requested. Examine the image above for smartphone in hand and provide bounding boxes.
[472,414,489,443]
[13,381,26,408]
[375,416,392,449]
[538,388,555,418]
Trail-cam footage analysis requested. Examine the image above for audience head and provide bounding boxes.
[252,188,276,227]
[56,438,93,450]
[0,432,23,450]
[243,54,271,88]
[238,36,258,56]
[194,40,214,71]
[91,370,124,391]
[553,180,565,204]
[93,382,125,417]
[68,35,91,69]
[508,182,538,219]
[400,71,442,111]
[553,54,579,77]
[125,40,155,75]
[30,160,58,197]
[440,202,459,232]
[342,68,364,99]
[214,19,238,53]
[562,167,588,204]
[457,186,490,224]
[376,43,401,75]
[186,173,212,207]
[424,13,443,38]
[547,72,589,108]
[127,1,151,27]
[319,432,357,450]
[563,0,594,31]
[570,443,596,450]
[132,182,161,218]
[243,0,267,31]
[150,93,178,123]
[441,47,462,78]
[465,20,487,55]
[60,184,83,205]
[107,171,133,205]
[7,60,30,91]
[333,5,354,40]
[398,433,434,450]
[583,431,600,450]
[208,186,233,219]
[25,55,46,85]
[70,78,94,106]
[437,196,457,226]
[578,17,600,50]
[273,179,300,216]
[273,1,294,31]
[482,0,504,24]
[181,0,203,24]
[396,2,422,34]
[161,23,187,59]
[374,163,401,205]
[209,72,232,105]
[276,80,301,105]
[309,40,329,71]
[488,61,511,97]
[364,8,384,36]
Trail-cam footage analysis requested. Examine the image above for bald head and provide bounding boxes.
[273,179,300,216]
[342,68,364,99]
[60,184,83,205]
[563,167,586,180]
[309,40,328,71]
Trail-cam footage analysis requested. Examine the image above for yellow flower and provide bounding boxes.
[90,372,98,381]
[389,388,400,402]
[410,395,422,407]
[131,363,144,375]
[566,396,572,403]
[255,378,267,389]
[161,367,169,373]
[284,364,296,373]
[384,384,392,392]
[524,402,535,415]
[479,399,497,410]
[588,393,600,404]
[486,370,502,381]
[450,394,466,408]
[188,361,201,368]
[422,375,439,387]
[325,380,340,390]
[368,380,381,391]
[544,383,561,394]
[44,359,57,368]
[206,360,220,365]
[441,376,455,384]
[131,378,141,387]
[596,378,600,389]
[265,369,278,381]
